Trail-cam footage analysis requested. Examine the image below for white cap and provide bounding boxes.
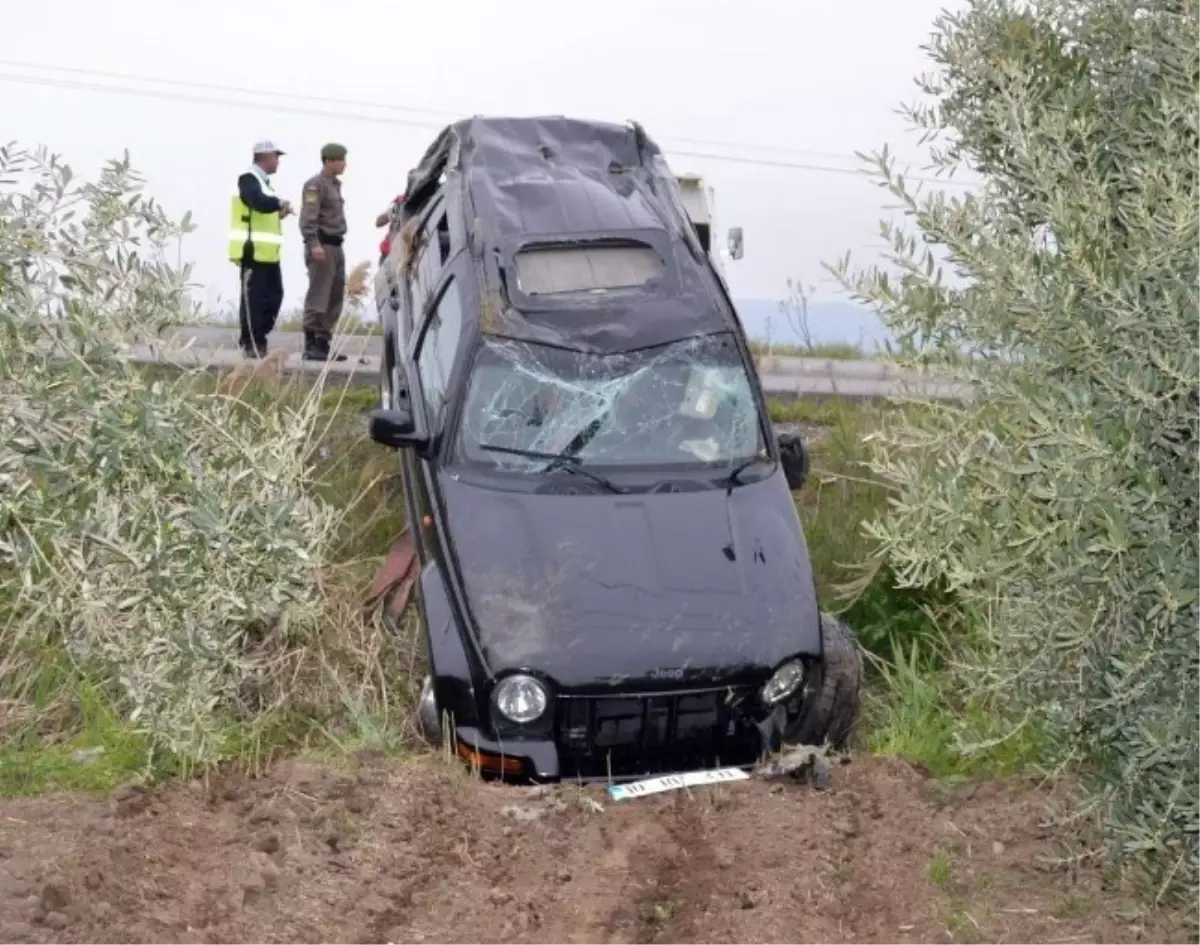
[252,139,285,156]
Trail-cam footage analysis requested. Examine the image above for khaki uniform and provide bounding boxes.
[299,172,348,342]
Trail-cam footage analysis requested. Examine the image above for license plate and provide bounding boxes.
[606,766,750,801]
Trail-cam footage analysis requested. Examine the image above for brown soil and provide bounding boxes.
[0,755,1190,944]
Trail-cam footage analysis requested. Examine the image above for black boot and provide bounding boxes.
[304,335,348,362]
[302,331,326,361]
[242,337,267,359]
[320,334,348,362]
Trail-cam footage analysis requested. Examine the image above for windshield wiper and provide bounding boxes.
[725,452,774,495]
[478,444,625,494]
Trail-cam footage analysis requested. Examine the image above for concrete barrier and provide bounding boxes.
[31,331,972,403]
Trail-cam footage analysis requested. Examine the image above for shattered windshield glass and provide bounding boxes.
[457,332,765,471]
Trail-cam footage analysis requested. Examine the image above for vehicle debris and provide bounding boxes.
[754,744,833,790]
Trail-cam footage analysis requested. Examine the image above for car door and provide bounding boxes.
[407,275,464,563]
[380,194,449,409]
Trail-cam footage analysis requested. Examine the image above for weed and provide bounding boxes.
[1054,889,1086,919]
[942,900,983,943]
[930,847,954,887]
[866,638,1043,778]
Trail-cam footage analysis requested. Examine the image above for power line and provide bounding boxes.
[0,69,977,188]
[0,72,446,132]
[0,58,929,168]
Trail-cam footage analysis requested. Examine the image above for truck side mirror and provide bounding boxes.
[727,226,744,261]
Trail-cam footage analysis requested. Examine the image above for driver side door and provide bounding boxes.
[406,276,464,563]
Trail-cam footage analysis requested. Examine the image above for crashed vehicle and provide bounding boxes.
[369,116,861,782]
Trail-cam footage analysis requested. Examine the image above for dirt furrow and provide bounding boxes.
[0,756,1188,944]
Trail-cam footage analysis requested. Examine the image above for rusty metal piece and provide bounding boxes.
[363,527,418,616]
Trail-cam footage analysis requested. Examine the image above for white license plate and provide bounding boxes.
[606,766,750,801]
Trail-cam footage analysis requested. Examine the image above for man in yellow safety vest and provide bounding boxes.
[229,140,293,358]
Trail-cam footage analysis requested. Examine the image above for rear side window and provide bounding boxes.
[415,278,462,426]
[514,244,664,295]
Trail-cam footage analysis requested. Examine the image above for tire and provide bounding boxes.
[415,674,441,745]
[785,613,862,750]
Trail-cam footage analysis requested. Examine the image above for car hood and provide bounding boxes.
[439,471,821,689]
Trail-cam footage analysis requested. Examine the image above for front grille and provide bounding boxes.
[554,687,763,780]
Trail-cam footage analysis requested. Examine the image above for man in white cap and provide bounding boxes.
[229,140,293,358]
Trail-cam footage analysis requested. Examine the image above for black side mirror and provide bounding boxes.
[369,406,429,451]
[778,433,809,491]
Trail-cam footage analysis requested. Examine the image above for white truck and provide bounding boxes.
[673,172,744,288]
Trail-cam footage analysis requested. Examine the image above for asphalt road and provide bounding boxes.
[120,327,970,402]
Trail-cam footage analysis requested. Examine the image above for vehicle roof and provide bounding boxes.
[402,115,739,355]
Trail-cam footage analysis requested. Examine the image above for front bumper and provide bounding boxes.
[454,686,788,783]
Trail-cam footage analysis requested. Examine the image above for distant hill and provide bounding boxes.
[732,298,891,353]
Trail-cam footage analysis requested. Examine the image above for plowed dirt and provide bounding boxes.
[0,755,1189,944]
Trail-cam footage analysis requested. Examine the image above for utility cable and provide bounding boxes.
[0,68,977,188]
[0,57,930,166]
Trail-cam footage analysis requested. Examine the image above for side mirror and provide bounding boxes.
[727,226,744,261]
[369,406,429,451]
[778,433,809,491]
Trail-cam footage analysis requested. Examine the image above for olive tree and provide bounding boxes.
[833,0,1198,903]
[0,146,339,764]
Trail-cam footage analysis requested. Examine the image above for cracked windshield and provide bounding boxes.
[458,332,764,471]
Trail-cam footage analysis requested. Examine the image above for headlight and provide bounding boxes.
[761,659,805,705]
[493,674,548,724]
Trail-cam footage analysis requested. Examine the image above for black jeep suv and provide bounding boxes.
[369,116,860,782]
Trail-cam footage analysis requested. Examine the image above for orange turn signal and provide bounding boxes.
[456,740,524,776]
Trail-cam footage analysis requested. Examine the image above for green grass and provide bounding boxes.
[0,673,164,796]
[750,340,870,360]
[929,847,954,887]
[865,638,1044,778]
[2,365,1021,795]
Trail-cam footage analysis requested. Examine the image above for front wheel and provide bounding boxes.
[784,613,862,750]
[415,675,441,745]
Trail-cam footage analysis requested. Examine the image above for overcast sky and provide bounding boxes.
[2,0,967,313]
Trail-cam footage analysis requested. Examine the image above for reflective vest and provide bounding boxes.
[229,165,283,264]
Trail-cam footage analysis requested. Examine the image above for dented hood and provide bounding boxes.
[439,472,822,689]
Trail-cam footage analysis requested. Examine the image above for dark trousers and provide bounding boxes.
[238,260,284,353]
[303,244,346,343]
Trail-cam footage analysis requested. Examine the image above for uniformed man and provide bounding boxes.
[231,140,293,358]
[299,143,349,361]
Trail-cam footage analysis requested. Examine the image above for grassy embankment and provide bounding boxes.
[0,372,1018,797]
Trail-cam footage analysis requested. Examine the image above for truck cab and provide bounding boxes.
[673,172,744,289]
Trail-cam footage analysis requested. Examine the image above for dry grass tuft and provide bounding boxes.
[345,260,371,306]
